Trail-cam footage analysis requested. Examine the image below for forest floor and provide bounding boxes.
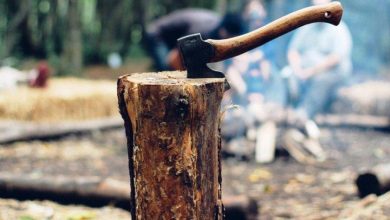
[1,64,389,219]
[0,126,389,219]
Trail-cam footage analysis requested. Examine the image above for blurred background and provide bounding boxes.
[0,0,389,219]
[0,0,389,75]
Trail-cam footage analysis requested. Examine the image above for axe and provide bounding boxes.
[178,2,343,78]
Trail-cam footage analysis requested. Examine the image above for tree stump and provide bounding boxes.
[117,71,225,219]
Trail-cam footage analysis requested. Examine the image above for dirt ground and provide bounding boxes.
[0,198,130,220]
[0,126,389,219]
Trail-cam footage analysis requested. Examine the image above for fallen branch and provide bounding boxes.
[281,129,317,164]
[0,173,130,210]
[0,172,258,218]
[1,114,387,145]
[315,114,390,130]
[0,173,128,198]
[0,117,123,144]
[223,195,259,220]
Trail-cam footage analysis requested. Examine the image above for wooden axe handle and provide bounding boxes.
[208,2,343,62]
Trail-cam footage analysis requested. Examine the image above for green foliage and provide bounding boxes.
[0,0,389,75]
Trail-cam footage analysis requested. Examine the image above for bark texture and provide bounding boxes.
[118,71,225,220]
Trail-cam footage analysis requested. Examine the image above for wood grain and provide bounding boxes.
[208,2,343,62]
[118,71,225,219]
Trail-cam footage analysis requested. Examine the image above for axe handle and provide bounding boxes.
[208,1,343,62]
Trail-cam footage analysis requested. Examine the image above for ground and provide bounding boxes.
[1,64,389,219]
[0,126,389,219]
[0,198,130,220]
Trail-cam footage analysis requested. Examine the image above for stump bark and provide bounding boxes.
[118,71,225,219]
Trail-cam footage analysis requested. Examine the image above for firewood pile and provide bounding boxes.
[223,121,327,165]
[0,78,118,122]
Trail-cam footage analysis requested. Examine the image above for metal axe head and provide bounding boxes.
[177,34,224,79]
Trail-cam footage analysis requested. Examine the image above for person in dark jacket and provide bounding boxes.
[143,9,244,71]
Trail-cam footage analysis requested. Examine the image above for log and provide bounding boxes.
[281,129,316,164]
[0,173,131,210]
[0,173,129,199]
[223,195,258,220]
[118,72,226,219]
[0,172,257,218]
[356,163,390,198]
[0,173,258,220]
[331,81,390,117]
[2,113,386,145]
[0,117,123,144]
[315,114,390,130]
[255,121,277,163]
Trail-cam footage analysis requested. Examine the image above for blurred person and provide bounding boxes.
[221,1,268,141]
[222,0,286,154]
[245,0,286,109]
[107,52,122,69]
[221,52,259,141]
[283,0,352,132]
[225,51,274,115]
[143,9,244,71]
[225,0,286,125]
[243,0,267,32]
[0,62,50,90]
[0,66,27,90]
[29,61,51,88]
[223,50,285,161]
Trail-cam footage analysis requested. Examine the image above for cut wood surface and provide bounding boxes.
[118,71,226,219]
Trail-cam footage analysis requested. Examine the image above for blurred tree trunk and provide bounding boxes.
[1,0,31,59]
[114,0,136,58]
[128,0,148,51]
[50,0,66,59]
[62,0,82,75]
[41,0,60,57]
[96,0,118,56]
[216,0,227,14]
[93,0,134,60]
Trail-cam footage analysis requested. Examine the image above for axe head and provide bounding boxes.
[177,33,224,79]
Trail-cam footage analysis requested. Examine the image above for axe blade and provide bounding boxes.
[178,33,224,79]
